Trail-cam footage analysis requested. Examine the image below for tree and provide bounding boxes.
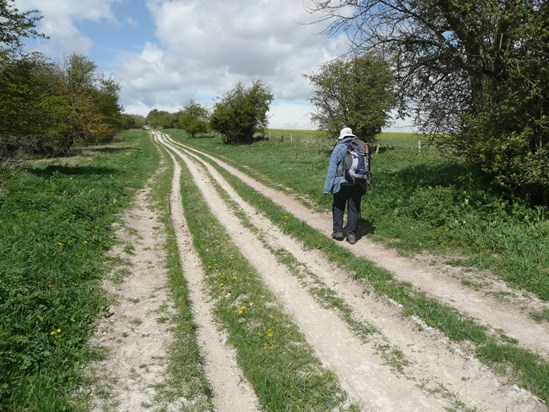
[120,113,146,129]
[0,52,124,158]
[306,53,396,140]
[0,53,71,157]
[175,100,209,137]
[146,109,175,129]
[210,81,274,144]
[59,54,123,147]
[309,0,548,204]
[0,0,46,56]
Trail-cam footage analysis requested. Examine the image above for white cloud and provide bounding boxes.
[15,0,116,55]
[14,0,414,131]
[269,100,315,130]
[113,0,348,127]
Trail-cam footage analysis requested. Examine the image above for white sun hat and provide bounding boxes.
[338,127,355,139]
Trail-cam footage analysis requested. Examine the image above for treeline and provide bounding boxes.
[0,53,144,158]
[0,2,143,160]
[146,80,273,145]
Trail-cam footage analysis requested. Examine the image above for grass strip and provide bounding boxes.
[174,148,355,411]
[147,146,213,409]
[0,130,158,410]
[183,140,549,404]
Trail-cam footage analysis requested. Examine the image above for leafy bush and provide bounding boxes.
[174,101,210,137]
[210,81,273,144]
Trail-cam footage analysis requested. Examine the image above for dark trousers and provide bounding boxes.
[332,184,363,235]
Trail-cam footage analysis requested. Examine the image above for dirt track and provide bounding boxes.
[87,131,548,411]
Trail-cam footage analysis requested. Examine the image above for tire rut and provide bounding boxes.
[166,134,549,359]
[162,145,260,411]
[153,131,546,411]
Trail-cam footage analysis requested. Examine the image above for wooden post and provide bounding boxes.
[418,140,421,154]
[375,143,380,154]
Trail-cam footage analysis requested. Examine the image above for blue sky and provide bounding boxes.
[16,0,414,131]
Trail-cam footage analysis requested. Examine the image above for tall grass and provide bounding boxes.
[170,129,549,302]
[0,130,159,410]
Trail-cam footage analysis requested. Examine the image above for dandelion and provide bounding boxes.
[232,275,237,281]
[219,283,224,288]
[282,215,290,221]
[267,329,273,338]
[56,328,61,334]
[238,306,246,315]
[50,331,56,336]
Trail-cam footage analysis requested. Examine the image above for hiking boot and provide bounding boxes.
[346,233,357,245]
[331,231,345,241]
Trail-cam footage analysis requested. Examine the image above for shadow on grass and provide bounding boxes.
[385,161,497,197]
[358,219,376,237]
[26,164,118,178]
[82,146,130,154]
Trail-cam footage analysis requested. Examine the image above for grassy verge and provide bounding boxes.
[168,129,549,303]
[0,130,158,410]
[168,130,549,403]
[172,145,356,411]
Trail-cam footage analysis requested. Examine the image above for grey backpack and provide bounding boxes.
[342,138,371,184]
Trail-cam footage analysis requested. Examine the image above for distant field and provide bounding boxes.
[267,128,426,149]
[266,128,326,143]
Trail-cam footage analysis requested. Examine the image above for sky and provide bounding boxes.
[15,0,414,131]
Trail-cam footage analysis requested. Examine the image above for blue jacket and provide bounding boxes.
[323,137,354,194]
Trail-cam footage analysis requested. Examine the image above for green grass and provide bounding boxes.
[167,129,549,403]
[0,130,158,410]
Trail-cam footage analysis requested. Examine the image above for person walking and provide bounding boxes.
[323,127,367,245]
